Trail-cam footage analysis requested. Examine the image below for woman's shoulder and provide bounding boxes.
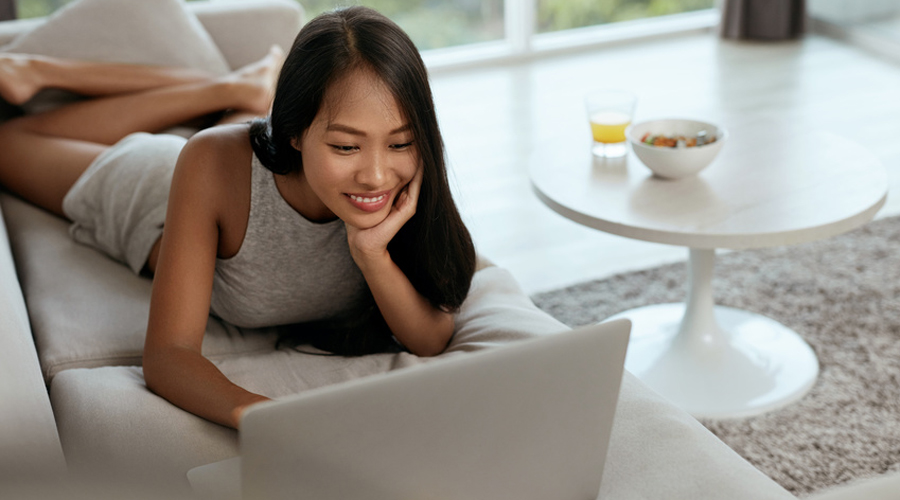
[182,124,252,167]
[171,124,254,213]
[176,124,253,186]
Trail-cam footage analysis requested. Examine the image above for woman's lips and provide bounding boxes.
[346,191,391,212]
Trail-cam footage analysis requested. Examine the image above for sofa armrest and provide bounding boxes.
[0,1,305,71]
[0,193,66,481]
[190,0,304,70]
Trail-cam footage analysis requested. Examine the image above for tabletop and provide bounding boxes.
[530,128,888,249]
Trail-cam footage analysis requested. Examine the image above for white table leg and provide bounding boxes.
[609,248,819,419]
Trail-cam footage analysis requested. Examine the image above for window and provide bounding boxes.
[301,0,504,51]
[537,0,715,33]
[302,0,717,52]
[12,0,719,68]
[15,0,72,19]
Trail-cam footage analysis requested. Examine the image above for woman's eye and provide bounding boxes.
[390,141,414,150]
[330,144,358,153]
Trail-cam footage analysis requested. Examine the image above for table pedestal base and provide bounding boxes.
[609,249,819,419]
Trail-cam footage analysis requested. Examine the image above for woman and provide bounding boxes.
[0,7,476,429]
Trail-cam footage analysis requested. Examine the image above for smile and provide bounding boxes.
[346,191,391,213]
[349,194,386,203]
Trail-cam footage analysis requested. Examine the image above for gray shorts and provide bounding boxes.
[62,132,188,274]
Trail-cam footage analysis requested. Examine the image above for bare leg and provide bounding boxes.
[14,76,268,145]
[0,46,283,217]
[10,46,283,145]
[0,53,215,106]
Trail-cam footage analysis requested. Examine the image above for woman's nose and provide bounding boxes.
[355,151,388,188]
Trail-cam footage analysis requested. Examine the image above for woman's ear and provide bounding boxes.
[290,136,301,152]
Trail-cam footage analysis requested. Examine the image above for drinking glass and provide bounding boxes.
[585,90,637,158]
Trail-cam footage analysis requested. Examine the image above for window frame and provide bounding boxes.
[423,6,720,73]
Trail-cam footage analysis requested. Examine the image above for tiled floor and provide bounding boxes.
[429,30,900,295]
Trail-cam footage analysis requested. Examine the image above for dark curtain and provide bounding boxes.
[0,0,15,21]
[721,0,805,40]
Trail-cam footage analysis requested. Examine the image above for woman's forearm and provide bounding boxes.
[143,345,270,429]
[356,251,454,356]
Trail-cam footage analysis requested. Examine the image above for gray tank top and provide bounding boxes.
[209,153,368,328]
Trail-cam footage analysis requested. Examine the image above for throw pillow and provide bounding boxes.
[0,0,231,113]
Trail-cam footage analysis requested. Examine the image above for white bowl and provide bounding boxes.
[626,119,727,179]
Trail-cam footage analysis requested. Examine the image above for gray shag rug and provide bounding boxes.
[531,216,900,496]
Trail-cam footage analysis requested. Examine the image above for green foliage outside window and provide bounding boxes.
[16,0,71,19]
[298,0,504,51]
[537,0,715,33]
[302,0,714,49]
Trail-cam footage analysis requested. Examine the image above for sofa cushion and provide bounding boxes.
[0,202,66,482]
[599,374,796,500]
[0,194,277,382]
[1,0,229,72]
[49,267,571,487]
[0,193,557,382]
[189,0,304,70]
[0,0,230,114]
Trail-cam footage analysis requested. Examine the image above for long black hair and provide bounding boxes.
[249,7,476,356]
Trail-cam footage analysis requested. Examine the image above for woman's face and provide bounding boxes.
[293,69,419,229]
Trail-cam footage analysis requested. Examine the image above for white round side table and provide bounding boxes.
[531,129,887,419]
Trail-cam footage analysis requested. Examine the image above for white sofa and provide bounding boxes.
[0,1,797,498]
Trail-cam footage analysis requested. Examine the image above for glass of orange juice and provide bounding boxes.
[585,90,636,158]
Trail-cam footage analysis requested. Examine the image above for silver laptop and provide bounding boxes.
[189,319,630,500]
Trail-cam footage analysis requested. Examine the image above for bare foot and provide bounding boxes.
[0,54,42,105]
[224,45,285,116]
